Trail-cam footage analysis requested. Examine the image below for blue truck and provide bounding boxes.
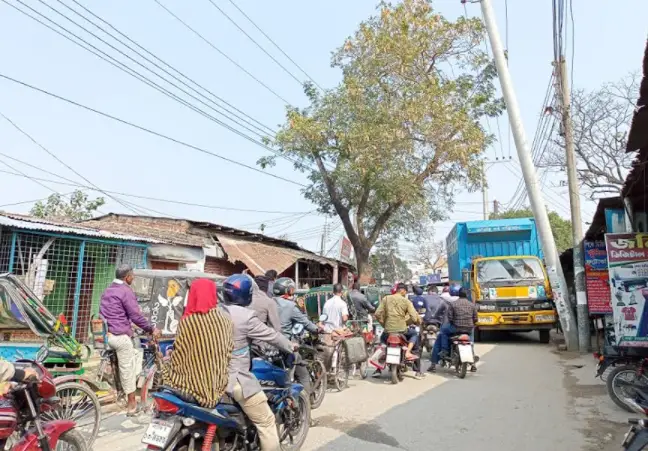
[446,218,556,343]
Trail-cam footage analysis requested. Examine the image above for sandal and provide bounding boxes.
[126,406,141,417]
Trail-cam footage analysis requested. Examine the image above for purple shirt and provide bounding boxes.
[99,281,153,337]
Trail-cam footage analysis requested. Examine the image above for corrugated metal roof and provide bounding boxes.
[0,213,161,243]
[216,233,336,277]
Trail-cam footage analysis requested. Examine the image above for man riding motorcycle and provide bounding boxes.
[221,274,297,451]
[429,284,477,373]
[375,282,422,361]
[410,285,434,324]
[273,277,320,398]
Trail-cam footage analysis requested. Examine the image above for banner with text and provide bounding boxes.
[584,240,612,314]
[604,233,648,347]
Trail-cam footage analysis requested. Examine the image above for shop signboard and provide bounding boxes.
[584,240,612,314]
[604,233,648,347]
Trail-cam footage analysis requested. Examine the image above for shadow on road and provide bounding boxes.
[478,330,549,344]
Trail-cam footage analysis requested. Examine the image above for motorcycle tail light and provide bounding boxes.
[458,334,471,342]
[154,398,180,414]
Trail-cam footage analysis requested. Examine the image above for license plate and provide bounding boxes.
[386,347,401,364]
[457,344,474,363]
[141,419,174,447]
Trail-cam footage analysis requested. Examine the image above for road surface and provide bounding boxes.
[93,333,630,451]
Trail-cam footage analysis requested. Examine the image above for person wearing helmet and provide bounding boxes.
[273,277,319,402]
[221,274,296,451]
[429,284,477,373]
[410,285,434,324]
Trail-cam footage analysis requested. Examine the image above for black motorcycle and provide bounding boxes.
[290,324,327,409]
[615,382,648,450]
[594,347,648,412]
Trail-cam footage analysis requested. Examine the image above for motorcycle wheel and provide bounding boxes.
[279,391,310,451]
[390,364,399,385]
[457,362,468,379]
[607,364,648,412]
[310,359,327,410]
[57,429,87,450]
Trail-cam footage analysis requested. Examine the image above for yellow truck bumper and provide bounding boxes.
[476,310,556,331]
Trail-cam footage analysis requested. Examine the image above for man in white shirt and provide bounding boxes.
[321,284,349,333]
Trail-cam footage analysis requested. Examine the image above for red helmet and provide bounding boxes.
[391,284,398,295]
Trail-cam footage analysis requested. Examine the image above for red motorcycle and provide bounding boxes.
[0,349,86,451]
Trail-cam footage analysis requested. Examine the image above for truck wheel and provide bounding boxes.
[539,330,551,343]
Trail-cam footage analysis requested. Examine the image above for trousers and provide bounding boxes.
[107,334,141,395]
[232,382,280,451]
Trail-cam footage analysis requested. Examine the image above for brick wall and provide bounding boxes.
[203,257,246,276]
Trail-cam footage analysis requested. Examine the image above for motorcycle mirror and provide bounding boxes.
[319,314,328,322]
[291,323,305,335]
[36,346,49,363]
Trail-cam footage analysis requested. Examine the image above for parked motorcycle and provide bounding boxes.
[616,388,648,449]
[438,332,475,379]
[142,346,310,450]
[1,347,87,451]
[290,323,327,409]
[594,349,648,412]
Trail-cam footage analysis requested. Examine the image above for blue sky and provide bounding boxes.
[0,0,646,258]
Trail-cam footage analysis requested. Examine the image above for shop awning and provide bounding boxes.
[215,234,334,276]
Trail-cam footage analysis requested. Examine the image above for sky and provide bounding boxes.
[0,0,646,260]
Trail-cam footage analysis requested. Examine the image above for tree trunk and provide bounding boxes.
[354,247,372,284]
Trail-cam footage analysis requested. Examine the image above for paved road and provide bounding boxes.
[92,334,630,451]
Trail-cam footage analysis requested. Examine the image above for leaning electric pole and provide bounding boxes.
[476,0,579,350]
[556,59,590,351]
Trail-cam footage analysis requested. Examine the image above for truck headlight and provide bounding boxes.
[533,302,552,309]
[535,314,555,322]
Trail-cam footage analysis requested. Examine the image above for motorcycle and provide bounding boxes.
[616,385,648,449]
[594,348,648,412]
[1,347,87,451]
[290,323,327,409]
[420,321,439,354]
[142,346,310,450]
[438,332,475,379]
[375,327,423,385]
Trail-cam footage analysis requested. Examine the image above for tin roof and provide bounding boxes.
[0,213,161,244]
[216,233,334,277]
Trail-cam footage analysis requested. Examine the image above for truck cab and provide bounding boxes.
[463,255,556,342]
[447,218,557,343]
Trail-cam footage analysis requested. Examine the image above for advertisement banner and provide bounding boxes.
[340,237,353,260]
[604,233,648,347]
[584,240,612,314]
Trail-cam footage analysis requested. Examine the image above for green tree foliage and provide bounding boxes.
[491,208,572,253]
[265,0,504,276]
[369,241,413,284]
[30,190,105,221]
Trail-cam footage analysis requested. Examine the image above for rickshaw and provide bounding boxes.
[0,273,102,447]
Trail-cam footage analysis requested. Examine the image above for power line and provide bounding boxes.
[9,0,309,172]
[152,0,291,105]
[205,0,306,89]
[0,72,307,187]
[0,193,73,209]
[67,0,276,137]
[0,154,314,215]
[226,0,324,91]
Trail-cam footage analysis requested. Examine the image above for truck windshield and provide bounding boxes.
[476,258,545,283]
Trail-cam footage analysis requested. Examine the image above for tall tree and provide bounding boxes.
[414,239,447,271]
[491,208,572,253]
[264,0,504,277]
[30,190,105,221]
[542,74,638,199]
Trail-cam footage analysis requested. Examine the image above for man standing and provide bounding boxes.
[99,264,159,415]
[321,283,349,333]
[375,283,421,361]
[429,285,477,373]
[250,275,281,331]
[264,269,278,298]
[349,282,375,321]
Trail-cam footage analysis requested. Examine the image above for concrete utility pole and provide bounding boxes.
[557,59,590,352]
[478,0,579,350]
[320,219,328,256]
[481,160,489,220]
[493,199,500,216]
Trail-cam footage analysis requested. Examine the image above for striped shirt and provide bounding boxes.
[162,309,233,408]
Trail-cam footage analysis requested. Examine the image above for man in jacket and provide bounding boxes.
[221,274,296,451]
[250,276,281,331]
[375,283,421,361]
[349,282,375,321]
[273,277,319,398]
[100,264,159,415]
